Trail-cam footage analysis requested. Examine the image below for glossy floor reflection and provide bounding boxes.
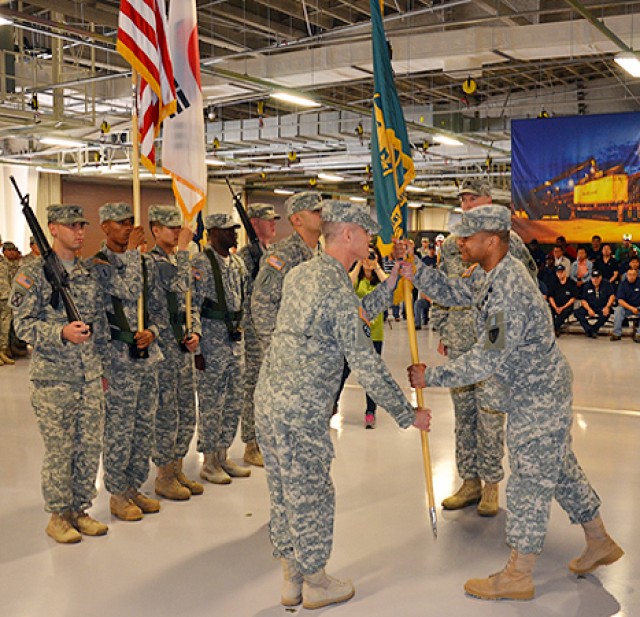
[1,324,637,617]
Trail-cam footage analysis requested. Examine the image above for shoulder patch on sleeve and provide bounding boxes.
[15,273,34,290]
[359,306,372,338]
[461,263,479,278]
[483,310,505,350]
[267,255,285,271]
[10,291,24,307]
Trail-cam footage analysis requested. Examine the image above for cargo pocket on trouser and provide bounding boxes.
[284,431,336,574]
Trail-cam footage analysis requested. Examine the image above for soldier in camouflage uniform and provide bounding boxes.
[237,203,280,467]
[21,236,41,267]
[0,248,11,366]
[410,205,623,601]
[11,204,110,543]
[1,242,23,365]
[147,205,203,501]
[91,202,162,522]
[192,213,251,484]
[251,192,323,351]
[254,200,430,610]
[430,179,537,517]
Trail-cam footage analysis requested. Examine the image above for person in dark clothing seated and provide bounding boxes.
[610,268,640,341]
[548,264,578,337]
[587,235,603,262]
[574,270,615,338]
[539,254,558,295]
[595,244,619,287]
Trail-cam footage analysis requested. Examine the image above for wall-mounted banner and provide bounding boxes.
[511,112,640,243]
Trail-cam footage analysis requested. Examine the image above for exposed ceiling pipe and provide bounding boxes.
[563,0,633,52]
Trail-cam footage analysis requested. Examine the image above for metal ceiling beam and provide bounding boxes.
[563,0,632,52]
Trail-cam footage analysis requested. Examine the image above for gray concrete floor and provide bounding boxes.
[0,324,637,617]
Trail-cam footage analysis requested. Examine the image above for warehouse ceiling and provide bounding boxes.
[0,0,640,206]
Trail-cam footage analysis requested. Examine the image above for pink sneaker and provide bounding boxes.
[365,413,376,429]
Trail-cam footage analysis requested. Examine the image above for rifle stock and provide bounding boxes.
[10,175,83,324]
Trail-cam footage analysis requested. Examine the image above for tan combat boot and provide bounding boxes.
[281,558,303,607]
[302,569,355,610]
[464,549,536,601]
[0,350,15,365]
[175,458,204,495]
[200,452,231,485]
[568,515,624,574]
[441,478,482,510]
[155,462,191,501]
[218,448,251,478]
[67,511,108,536]
[244,440,264,467]
[0,355,5,367]
[127,488,160,513]
[110,493,143,521]
[477,482,499,517]
[46,513,82,544]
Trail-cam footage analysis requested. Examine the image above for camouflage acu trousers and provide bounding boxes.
[31,378,104,513]
[257,415,335,575]
[197,339,244,452]
[103,361,158,494]
[152,339,196,466]
[0,299,11,352]
[449,348,505,484]
[240,321,263,444]
[506,427,601,554]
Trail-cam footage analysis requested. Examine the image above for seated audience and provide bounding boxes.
[569,247,592,291]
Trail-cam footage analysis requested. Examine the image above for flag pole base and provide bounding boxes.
[429,507,437,538]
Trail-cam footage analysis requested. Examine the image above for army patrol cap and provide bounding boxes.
[149,204,182,227]
[321,199,380,234]
[458,178,492,197]
[99,202,134,223]
[205,213,240,230]
[2,241,18,251]
[248,203,280,220]
[285,191,323,218]
[47,204,89,225]
[450,205,511,237]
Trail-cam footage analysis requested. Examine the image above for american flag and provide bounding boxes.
[117,0,177,172]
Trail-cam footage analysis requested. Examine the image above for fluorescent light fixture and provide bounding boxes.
[206,158,226,166]
[406,185,428,193]
[36,166,69,175]
[614,52,640,78]
[271,91,321,108]
[407,201,423,208]
[99,164,131,174]
[318,172,344,182]
[41,136,84,148]
[350,196,367,203]
[0,17,13,26]
[433,134,464,147]
[274,188,294,195]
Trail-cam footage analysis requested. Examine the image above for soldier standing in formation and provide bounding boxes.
[431,179,537,517]
[237,203,280,467]
[147,205,203,501]
[254,200,430,610]
[21,236,41,267]
[192,213,251,484]
[92,202,162,522]
[0,242,13,366]
[11,205,109,543]
[251,192,323,350]
[409,205,623,601]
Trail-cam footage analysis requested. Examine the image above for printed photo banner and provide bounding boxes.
[511,112,640,244]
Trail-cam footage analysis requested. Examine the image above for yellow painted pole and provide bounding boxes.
[130,68,144,331]
[403,280,437,536]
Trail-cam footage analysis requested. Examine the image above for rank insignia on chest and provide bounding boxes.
[267,255,285,271]
[15,273,34,290]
